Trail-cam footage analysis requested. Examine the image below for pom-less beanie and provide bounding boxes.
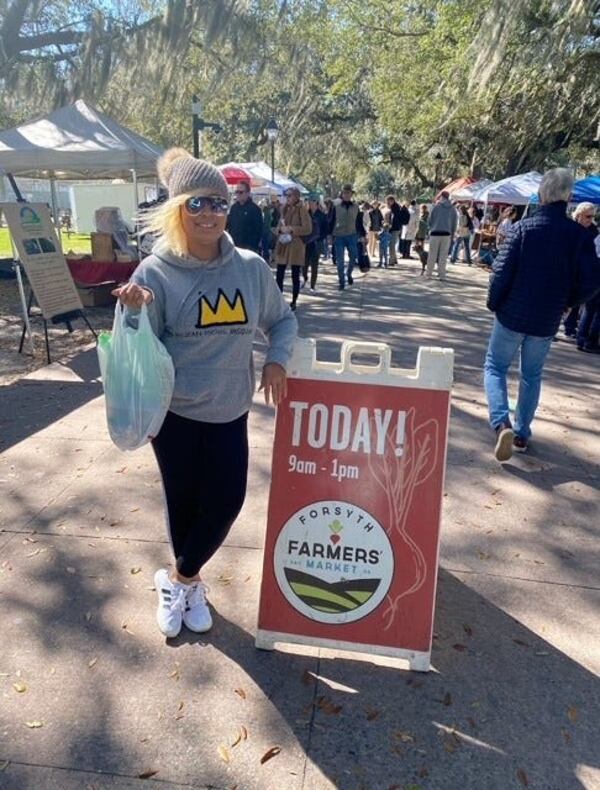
[157,147,229,200]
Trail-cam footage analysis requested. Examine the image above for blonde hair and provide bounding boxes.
[573,201,595,219]
[141,193,190,257]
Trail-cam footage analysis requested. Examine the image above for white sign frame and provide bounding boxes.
[1,202,83,320]
[256,338,454,672]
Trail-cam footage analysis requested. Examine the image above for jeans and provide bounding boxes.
[379,237,390,267]
[484,318,554,440]
[426,235,451,277]
[333,233,358,288]
[576,302,600,349]
[450,236,472,263]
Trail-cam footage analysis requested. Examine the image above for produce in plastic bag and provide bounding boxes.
[97,302,174,451]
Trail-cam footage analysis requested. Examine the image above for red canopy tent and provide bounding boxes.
[219,164,255,186]
[436,176,476,201]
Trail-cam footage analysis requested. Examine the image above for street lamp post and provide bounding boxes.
[265,119,279,184]
[191,95,222,158]
[434,152,443,192]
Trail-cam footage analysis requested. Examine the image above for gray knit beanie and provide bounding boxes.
[157,147,229,200]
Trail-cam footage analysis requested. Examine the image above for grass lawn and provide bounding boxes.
[0,228,92,257]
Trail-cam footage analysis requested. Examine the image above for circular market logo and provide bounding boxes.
[274,500,394,624]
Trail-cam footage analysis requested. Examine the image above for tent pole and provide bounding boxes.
[49,176,62,251]
[132,169,141,254]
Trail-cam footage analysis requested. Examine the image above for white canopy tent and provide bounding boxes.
[451,178,494,202]
[0,100,163,180]
[477,171,543,205]
[238,161,309,195]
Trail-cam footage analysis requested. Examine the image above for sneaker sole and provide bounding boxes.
[494,428,514,462]
[156,613,182,639]
[513,444,528,454]
[183,617,213,633]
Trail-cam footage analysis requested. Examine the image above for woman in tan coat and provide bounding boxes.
[275,187,312,311]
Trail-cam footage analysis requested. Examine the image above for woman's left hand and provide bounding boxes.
[259,363,287,406]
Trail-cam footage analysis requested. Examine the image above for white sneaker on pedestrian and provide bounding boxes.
[154,569,186,638]
[310,287,317,294]
[183,581,213,633]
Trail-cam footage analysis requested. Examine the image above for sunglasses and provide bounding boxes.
[185,196,229,215]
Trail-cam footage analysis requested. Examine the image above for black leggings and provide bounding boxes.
[303,242,319,289]
[276,264,301,304]
[151,411,249,578]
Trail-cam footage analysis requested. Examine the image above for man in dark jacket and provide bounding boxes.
[484,168,600,461]
[386,195,402,266]
[226,181,263,253]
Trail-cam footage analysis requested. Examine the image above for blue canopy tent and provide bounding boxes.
[530,175,600,205]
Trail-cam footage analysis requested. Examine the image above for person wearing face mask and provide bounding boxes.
[112,148,297,639]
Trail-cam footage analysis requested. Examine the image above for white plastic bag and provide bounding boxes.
[97,302,175,451]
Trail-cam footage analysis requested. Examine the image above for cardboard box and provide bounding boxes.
[76,281,118,308]
[91,232,115,262]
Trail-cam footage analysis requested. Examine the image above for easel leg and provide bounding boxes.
[43,319,51,365]
[80,312,98,342]
[18,287,35,356]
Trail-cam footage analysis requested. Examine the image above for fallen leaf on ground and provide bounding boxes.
[443,692,452,706]
[231,732,242,748]
[516,768,529,786]
[121,623,136,636]
[138,769,158,779]
[169,666,180,680]
[218,573,233,585]
[513,639,529,647]
[567,706,579,723]
[218,745,230,763]
[452,643,467,652]
[130,507,140,513]
[463,624,473,637]
[316,695,342,715]
[260,746,281,764]
[244,576,251,582]
[366,706,381,721]
[25,721,43,728]
[116,466,127,474]
[477,551,491,560]
[88,658,98,669]
[393,730,414,743]
[301,669,315,686]
[234,687,246,699]
[240,725,248,740]
[130,567,142,575]
[66,567,76,574]
[23,537,38,544]
[13,682,27,693]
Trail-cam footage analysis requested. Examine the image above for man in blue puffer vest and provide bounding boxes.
[484,168,600,462]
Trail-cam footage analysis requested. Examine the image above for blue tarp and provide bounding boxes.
[530,175,600,205]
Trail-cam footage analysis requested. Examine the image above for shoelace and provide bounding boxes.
[160,584,187,613]
[186,582,210,609]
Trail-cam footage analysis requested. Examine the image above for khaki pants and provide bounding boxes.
[426,235,451,278]
[389,231,399,264]
[368,230,378,258]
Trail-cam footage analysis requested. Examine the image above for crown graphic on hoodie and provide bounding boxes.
[196,288,248,328]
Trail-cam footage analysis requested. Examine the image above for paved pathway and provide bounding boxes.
[1,259,598,789]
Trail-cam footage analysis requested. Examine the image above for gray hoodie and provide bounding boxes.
[127,233,297,423]
[428,198,458,236]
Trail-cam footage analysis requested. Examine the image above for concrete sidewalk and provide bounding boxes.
[1,259,599,789]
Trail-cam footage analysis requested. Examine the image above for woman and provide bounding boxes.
[302,196,326,292]
[274,187,312,311]
[496,206,517,246]
[324,198,335,263]
[415,204,430,273]
[450,205,473,264]
[368,200,383,258]
[401,199,418,259]
[113,148,297,638]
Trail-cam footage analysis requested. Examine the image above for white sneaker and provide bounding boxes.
[183,581,213,633]
[310,287,317,294]
[154,569,186,638]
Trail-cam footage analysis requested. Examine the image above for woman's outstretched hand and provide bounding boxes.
[111,283,154,308]
[259,363,287,406]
